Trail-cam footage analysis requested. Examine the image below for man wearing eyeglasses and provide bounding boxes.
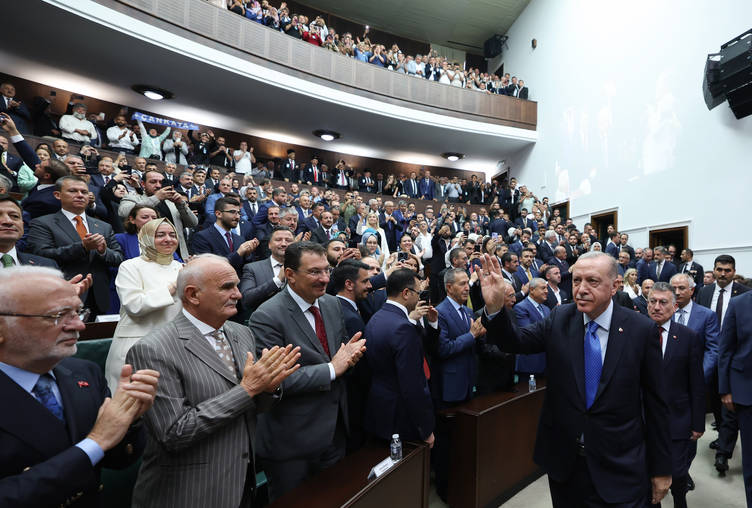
[249,241,367,501]
[190,196,259,274]
[0,266,159,507]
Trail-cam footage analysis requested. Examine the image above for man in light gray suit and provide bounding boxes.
[118,169,198,261]
[250,242,367,501]
[239,226,293,313]
[127,254,300,508]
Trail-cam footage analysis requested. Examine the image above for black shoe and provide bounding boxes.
[715,455,729,475]
[687,474,695,491]
[710,439,720,450]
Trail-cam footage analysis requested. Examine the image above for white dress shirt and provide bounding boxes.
[583,300,614,364]
[106,126,139,150]
[182,308,227,350]
[287,286,336,380]
[659,320,670,357]
[60,208,89,234]
[711,283,732,326]
[269,255,284,288]
[2,246,19,266]
[59,114,95,143]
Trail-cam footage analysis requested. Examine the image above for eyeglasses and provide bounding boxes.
[0,307,90,326]
[221,209,241,215]
[298,268,330,278]
[404,287,419,296]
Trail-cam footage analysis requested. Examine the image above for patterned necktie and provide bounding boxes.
[32,374,65,421]
[308,306,330,357]
[1,253,14,268]
[210,329,238,379]
[536,304,545,318]
[584,320,602,409]
[73,216,87,240]
[225,231,234,252]
[677,309,686,325]
[656,262,662,280]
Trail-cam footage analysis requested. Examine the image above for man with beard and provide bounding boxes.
[106,114,139,154]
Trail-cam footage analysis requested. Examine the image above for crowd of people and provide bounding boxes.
[3,91,752,506]
[220,0,530,97]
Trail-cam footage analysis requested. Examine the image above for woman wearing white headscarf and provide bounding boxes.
[104,218,183,392]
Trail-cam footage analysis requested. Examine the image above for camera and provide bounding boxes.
[474,244,481,253]
[419,290,431,304]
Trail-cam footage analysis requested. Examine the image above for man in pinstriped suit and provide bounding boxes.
[127,255,300,508]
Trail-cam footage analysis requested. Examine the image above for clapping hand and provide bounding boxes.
[331,333,366,377]
[241,345,301,397]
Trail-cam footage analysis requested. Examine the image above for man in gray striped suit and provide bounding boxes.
[127,254,300,508]
[250,241,367,501]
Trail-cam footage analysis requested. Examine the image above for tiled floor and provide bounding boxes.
[430,415,747,507]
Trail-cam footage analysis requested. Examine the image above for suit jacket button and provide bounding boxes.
[99,484,104,492]
[22,466,30,472]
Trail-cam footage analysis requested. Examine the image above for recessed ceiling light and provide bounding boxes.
[313,129,341,141]
[131,84,174,100]
[441,152,465,162]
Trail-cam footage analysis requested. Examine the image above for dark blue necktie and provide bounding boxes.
[32,373,65,421]
[462,306,471,331]
[584,320,602,409]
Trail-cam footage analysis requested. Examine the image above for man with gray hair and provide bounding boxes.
[0,266,158,507]
[540,229,558,263]
[513,277,550,378]
[59,103,96,144]
[646,281,704,508]
[479,251,672,505]
[642,246,677,283]
[127,254,300,508]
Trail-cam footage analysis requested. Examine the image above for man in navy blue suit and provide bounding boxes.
[331,260,373,452]
[252,187,287,226]
[478,252,672,506]
[647,282,705,508]
[543,265,569,309]
[0,82,31,134]
[379,200,403,252]
[639,245,677,283]
[513,278,550,377]
[719,290,752,505]
[0,266,159,507]
[434,268,485,500]
[514,247,539,287]
[418,170,434,200]
[190,196,259,273]
[604,232,620,259]
[364,268,436,447]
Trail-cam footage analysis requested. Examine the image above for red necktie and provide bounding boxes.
[308,306,330,357]
[225,231,234,252]
[313,166,318,182]
[423,357,431,380]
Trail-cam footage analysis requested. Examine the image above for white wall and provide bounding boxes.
[501,0,752,271]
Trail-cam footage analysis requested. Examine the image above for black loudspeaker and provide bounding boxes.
[704,28,752,119]
[484,35,503,59]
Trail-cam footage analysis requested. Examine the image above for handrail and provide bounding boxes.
[108,0,537,130]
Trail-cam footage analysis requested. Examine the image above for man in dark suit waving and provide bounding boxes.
[0,266,158,507]
[647,282,705,508]
[249,242,367,500]
[477,251,672,506]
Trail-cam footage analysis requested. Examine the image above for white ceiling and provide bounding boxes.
[3,0,535,177]
[297,0,531,52]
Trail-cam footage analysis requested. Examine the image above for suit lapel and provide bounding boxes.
[284,290,328,359]
[54,211,83,244]
[0,370,70,455]
[54,363,83,442]
[594,306,628,403]
[567,310,586,406]
[178,315,237,384]
[209,227,231,255]
[320,297,344,354]
[664,322,677,365]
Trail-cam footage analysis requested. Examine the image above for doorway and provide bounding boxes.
[649,226,688,251]
[590,210,618,244]
[551,200,569,220]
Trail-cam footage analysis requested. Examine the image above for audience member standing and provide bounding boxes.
[646,282,705,508]
[249,242,366,501]
[104,218,183,392]
[127,255,300,508]
[478,252,672,506]
[239,226,293,313]
[28,176,124,317]
[0,266,158,507]
[119,169,197,261]
[59,103,96,144]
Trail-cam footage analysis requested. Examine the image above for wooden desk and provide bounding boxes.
[447,380,546,508]
[268,443,430,508]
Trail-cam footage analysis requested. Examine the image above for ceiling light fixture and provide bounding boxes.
[131,84,174,100]
[441,152,465,162]
[313,129,341,142]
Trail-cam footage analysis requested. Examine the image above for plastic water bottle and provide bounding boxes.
[390,434,403,461]
[528,374,537,392]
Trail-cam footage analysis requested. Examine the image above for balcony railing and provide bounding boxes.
[109,0,537,130]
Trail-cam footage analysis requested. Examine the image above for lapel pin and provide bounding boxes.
[673,335,678,340]
[618,327,623,333]
[77,381,89,388]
